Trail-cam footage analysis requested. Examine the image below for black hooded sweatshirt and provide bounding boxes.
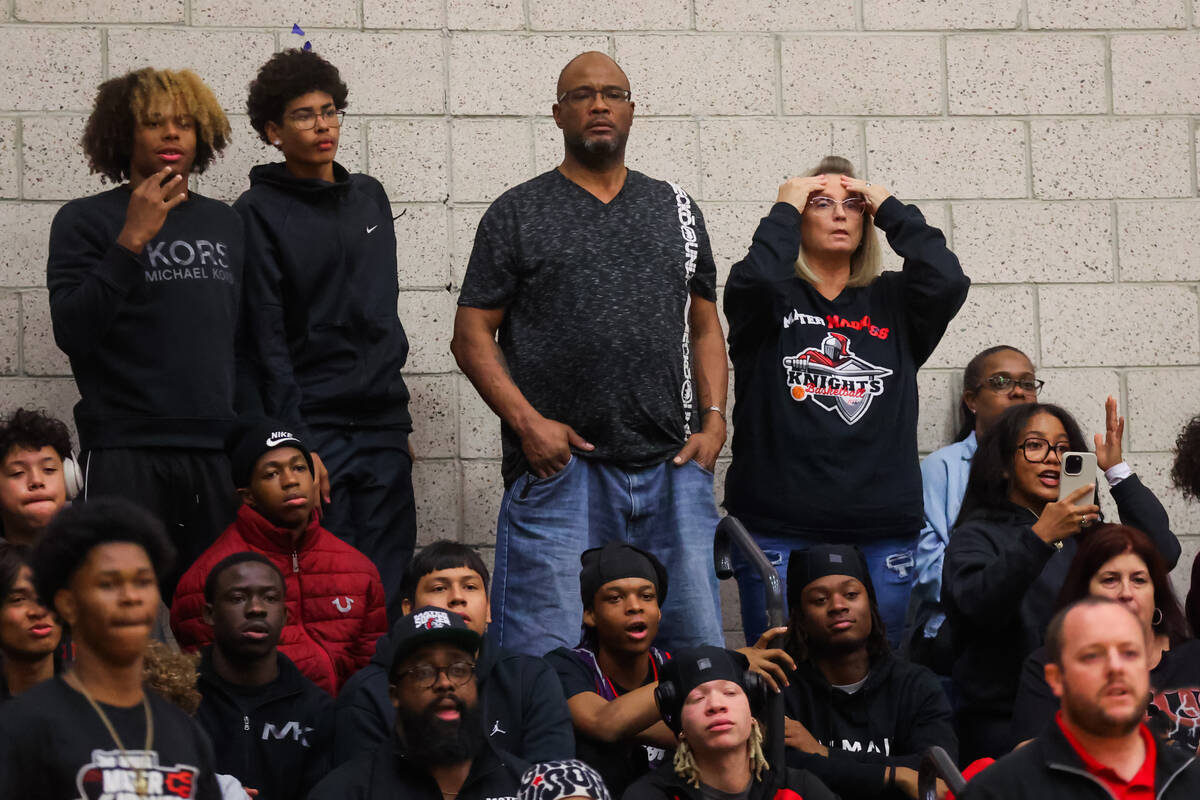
[234,162,411,436]
[332,629,574,766]
[194,648,332,800]
[943,474,1180,728]
[47,187,243,450]
[723,198,969,540]
[783,652,957,799]
[622,753,838,800]
[310,735,528,800]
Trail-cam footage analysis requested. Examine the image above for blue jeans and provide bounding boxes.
[489,456,724,656]
[731,527,918,648]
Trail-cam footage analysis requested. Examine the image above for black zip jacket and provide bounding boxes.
[47,187,243,450]
[960,721,1200,799]
[332,630,574,765]
[310,735,528,800]
[783,653,956,799]
[723,198,969,540]
[622,753,839,800]
[195,648,332,800]
[234,162,411,436]
[944,474,1179,722]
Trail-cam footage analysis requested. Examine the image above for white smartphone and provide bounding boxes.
[1058,451,1098,502]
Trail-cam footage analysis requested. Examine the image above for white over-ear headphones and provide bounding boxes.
[62,454,83,500]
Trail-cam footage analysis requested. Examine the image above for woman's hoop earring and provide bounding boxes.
[1152,607,1163,627]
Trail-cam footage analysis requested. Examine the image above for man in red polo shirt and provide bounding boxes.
[961,597,1200,799]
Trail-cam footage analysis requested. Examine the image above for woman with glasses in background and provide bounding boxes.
[942,401,1179,761]
[723,156,969,649]
[907,346,1041,671]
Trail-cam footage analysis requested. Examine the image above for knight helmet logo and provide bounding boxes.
[782,333,893,425]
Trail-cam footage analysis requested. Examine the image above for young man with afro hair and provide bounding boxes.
[236,49,416,620]
[0,497,222,798]
[47,68,245,601]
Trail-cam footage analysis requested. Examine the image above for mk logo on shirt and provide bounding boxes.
[261,720,315,747]
[75,749,199,799]
[783,333,892,425]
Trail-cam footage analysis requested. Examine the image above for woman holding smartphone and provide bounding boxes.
[943,399,1179,761]
[724,156,969,647]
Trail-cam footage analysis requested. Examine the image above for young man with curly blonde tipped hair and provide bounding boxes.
[47,68,245,600]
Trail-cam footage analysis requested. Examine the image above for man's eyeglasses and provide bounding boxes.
[396,660,475,689]
[1018,438,1070,463]
[975,374,1044,395]
[807,196,868,216]
[557,86,633,106]
[287,108,346,131]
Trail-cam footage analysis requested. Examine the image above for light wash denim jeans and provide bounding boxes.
[731,527,918,648]
[488,455,724,656]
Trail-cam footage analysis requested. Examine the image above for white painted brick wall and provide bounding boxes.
[1,3,1198,645]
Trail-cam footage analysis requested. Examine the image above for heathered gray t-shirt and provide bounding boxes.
[459,168,718,485]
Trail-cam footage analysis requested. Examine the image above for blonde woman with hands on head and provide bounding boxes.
[723,157,970,648]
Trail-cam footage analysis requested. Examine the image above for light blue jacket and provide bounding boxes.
[912,430,976,637]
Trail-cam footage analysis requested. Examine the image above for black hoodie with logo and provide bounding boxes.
[194,648,332,800]
[723,198,969,540]
[782,652,957,799]
[233,162,411,436]
[47,187,243,450]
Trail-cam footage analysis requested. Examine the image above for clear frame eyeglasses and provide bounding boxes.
[287,108,346,131]
[807,196,868,216]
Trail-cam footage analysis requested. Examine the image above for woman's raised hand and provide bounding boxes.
[838,175,892,214]
[777,175,829,212]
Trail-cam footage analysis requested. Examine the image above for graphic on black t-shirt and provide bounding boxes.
[782,332,893,425]
[74,748,199,799]
[1149,687,1200,753]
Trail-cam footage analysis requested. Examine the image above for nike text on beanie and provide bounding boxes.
[226,418,315,489]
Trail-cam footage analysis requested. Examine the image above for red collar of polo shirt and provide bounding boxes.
[1056,711,1157,799]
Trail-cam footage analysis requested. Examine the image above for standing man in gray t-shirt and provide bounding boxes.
[452,51,727,656]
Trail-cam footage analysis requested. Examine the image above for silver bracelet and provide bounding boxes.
[704,405,726,421]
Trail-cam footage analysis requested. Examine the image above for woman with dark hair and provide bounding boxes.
[943,400,1179,761]
[1170,414,1200,638]
[0,542,62,699]
[781,545,956,799]
[724,155,970,647]
[1011,523,1200,751]
[909,346,1039,667]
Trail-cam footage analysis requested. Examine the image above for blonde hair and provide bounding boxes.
[793,155,883,288]
[673,718,769,788]
[143,641,202,716]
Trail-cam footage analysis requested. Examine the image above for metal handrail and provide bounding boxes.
[918,746,966,799]
[713,514,785,630]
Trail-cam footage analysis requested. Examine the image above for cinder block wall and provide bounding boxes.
[1,1,1198,646]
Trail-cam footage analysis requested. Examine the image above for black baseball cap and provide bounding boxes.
[388,605,482,680]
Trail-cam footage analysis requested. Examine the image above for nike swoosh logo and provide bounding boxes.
[264,435,295,447]
[366,225,378,234]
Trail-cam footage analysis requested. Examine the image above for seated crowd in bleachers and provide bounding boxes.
[0,43,1198,800]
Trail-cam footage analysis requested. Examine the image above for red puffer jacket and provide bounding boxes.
[171,504,387,695]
